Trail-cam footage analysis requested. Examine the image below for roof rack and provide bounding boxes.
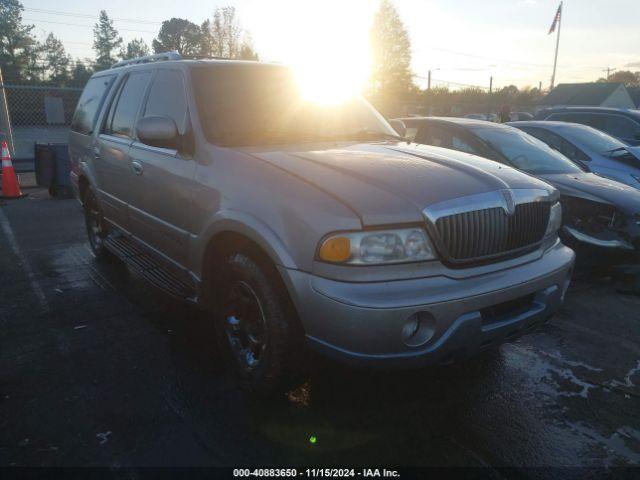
[111,51,182,69]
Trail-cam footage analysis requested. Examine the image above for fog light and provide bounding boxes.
[401,311,436,347]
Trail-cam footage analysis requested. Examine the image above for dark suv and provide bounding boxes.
[534,107,640,146]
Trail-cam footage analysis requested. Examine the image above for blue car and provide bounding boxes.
[533,107,640,146]
[509,121,640,190]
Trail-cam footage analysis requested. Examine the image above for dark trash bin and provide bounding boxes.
[34,143,72,199]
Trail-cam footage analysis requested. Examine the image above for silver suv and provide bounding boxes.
[69,54,575,394]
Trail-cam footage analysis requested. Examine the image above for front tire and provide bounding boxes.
[218,252,305,396]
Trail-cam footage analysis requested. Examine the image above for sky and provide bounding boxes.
[21,0,640,90]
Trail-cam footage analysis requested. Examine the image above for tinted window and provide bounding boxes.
[420,125,483,155]
[471,126,582,174]
[405,127,418,141]
[603,116,640,139]
[105,72,151,138]
[71,75,115,135]
[144,70,187,134]
[549,112,605,130]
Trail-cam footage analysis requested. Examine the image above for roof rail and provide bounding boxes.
[111,51,182,69]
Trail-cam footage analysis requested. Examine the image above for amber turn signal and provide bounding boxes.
[319,236,351,263]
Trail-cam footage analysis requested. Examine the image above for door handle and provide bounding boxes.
[131,161,144,175]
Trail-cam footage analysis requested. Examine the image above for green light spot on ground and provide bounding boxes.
[309,435,317,444]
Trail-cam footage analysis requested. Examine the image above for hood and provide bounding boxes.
[241,142,556,225]
[539,172,640,214]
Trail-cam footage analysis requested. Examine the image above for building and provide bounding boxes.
[627,86,640,108]
[539,82,636,109]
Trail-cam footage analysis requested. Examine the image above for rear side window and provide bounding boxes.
[548,113,605,130]
[143,70,187,134]
[603,116,640,139]
[104,71,151,138]
[419,125,482,155]
[71,75,115,135]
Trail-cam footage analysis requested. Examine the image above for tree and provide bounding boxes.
[69,61,93,87]
[607,70,640,87]
[0,0,39,83]
[203,7,258,59]
[369,0,413,99]
[152,18,201,56]
[120,38,149,60]
[41,32,71,84]
[199,19,215,57]
[93,10,122,70]
[238,41,259,61]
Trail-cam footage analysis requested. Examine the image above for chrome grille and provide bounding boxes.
[435,201,551,261]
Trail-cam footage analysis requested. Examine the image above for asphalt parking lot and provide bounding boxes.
[1,186,640,474]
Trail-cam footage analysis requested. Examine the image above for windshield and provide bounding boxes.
[191,64,398,146]
[471,126,583,174]
[559,124,629,157]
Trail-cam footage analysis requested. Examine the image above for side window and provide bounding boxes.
[603,116,640,140]
[422,125,453,148]
[550,113,604,130]
[71,75,115,135]
[451,135,478,154]
[104,71,151,138]
[143,70,187,134]
[405,127,418,142]
[420,125,482,155]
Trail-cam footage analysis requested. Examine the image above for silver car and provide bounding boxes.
[69,54,574,394]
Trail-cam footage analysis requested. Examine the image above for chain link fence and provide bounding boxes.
[0,69,82,172]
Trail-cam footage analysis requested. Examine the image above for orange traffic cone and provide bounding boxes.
[1,141,25,199]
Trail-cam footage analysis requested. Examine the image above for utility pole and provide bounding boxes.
[549,1,563,90]
[427,70,431,90]
[489,76,493,94]
[603,67,616,80]
[539,81,542,92]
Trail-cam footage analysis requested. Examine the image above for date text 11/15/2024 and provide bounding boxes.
[233,469,401,477]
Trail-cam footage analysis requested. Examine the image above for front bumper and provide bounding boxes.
[280,241,575,368]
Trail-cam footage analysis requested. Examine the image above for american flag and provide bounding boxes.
[548,2,562,35]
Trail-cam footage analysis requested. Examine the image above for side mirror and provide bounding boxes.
[388,119,406,138]
[136,115,179,150]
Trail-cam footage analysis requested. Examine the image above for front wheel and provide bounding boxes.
[218,252,305,396]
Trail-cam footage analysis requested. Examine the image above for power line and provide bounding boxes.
[415,46,552,69]
[23,17,157,34]
[23,7,163,25]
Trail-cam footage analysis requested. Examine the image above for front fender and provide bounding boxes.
[191,209,299,279]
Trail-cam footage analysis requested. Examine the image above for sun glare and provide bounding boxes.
[243,0,374,105]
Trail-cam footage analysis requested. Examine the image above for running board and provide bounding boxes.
[104,234,197,301]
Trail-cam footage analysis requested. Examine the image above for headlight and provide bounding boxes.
[318,228,436,265]
[545,202,562,236]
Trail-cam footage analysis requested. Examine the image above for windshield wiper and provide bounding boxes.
[606,146,628,154]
